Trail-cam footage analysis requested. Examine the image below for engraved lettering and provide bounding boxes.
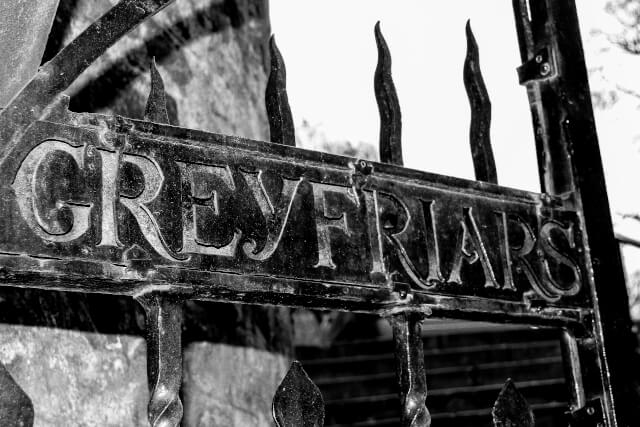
[540,220,581,297]
[178,162,241,257]
[500,213,558,300]
[421,200,444,283]
[120,153,183,261]
[363,190,386,277]
[95,149,122,247]
[385,196,444,288]
[13,139,92,242]
[495,211,516,291]
[311,182,355,269]
[241,171,302,261]
[448,207,499,288]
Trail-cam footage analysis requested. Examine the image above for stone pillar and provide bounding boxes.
[0,1,293,425]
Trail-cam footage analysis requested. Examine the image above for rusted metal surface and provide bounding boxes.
[492,379,534,427]
[464,20,497,184]
[374,22,402,166]
[0,361,34,427]
[0,0,60,107]
[266,36,296,147]
[137,293,184,427]
[387,310,431,427]
[272,361,324,427]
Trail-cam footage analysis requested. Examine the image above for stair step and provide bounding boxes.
[297,327,560,359]
[315,356,563,400]
[300,340,561,379]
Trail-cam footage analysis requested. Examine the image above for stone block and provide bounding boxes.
[0,326,290,426]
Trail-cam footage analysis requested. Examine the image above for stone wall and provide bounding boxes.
[0,0,294,425]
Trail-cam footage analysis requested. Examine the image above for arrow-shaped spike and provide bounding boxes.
[0,361,34,426]
[464,21,497,184]
[272,361,325,427]
[144,57,170,125]
[266,35,296,146]
[374,21,402,166]
[492,379,534,426]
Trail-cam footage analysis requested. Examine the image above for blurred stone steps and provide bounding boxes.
[301,340,561,379]
[297,325,568,426]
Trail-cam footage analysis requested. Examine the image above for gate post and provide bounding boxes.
[512,0,638,424]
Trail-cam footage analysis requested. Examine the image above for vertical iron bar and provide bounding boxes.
[463,21,497,184]
[387,311,431,427]
[266,35,296,146]
[374,27,427,422]
[374,21,403,166]
[560,330,587,412]
[512,1,637,425]
[137,294,184,427]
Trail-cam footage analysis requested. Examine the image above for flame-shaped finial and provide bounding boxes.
[266,35,296,146]
[464,20,497,184]
[144,57,170,124]
[374,21,403,166]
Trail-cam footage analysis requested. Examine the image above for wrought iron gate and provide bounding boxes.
[0,0,636,426]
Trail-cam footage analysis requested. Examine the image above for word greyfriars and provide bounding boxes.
[8,121,583,304]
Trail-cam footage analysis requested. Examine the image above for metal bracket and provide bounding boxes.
[568,398,604,427]
[517,47,555,85]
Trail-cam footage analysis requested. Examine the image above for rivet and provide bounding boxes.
[586,407,595,415]
[540,63,551,76]
[535,55,543,63]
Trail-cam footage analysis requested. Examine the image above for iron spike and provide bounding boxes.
[0,362,34,426]
[464,20,498,184]
[492,379,534,426]
[266,35,296,146]
[374,21,403,166]
[272,361,325,427]
[144,57,170,125]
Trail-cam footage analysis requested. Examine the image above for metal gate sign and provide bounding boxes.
[0,116,587,320]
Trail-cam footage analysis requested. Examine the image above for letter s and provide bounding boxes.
[539,220,581,297]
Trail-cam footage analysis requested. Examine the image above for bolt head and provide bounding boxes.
[540,63,551,76]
